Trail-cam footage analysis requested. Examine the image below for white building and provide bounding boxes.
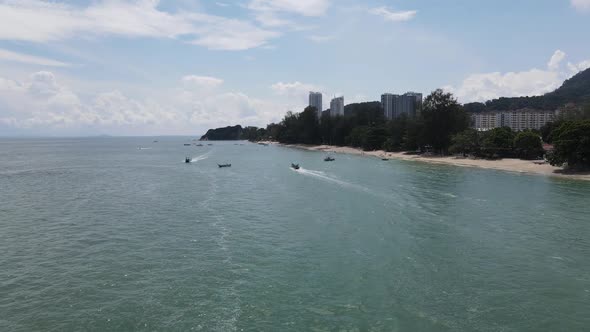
[471,108,559,131]
[330,96,344,117]
[309,92,323,119]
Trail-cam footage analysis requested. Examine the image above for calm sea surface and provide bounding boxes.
[0,137,589,331]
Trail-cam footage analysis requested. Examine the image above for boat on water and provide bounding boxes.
[184,144,191,146]
[196,144,204,147]
[185,157,191,163]
[381,158,389,161]
[291,163,300,170]
[324,156,335,162]
[258,142,269,146]
[218,164,231,168]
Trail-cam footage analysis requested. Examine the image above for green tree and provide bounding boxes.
[514,131,544,160]
[449,129,480,156]
[547,120,590,169]
[480,127,515,158]
[421,89,469,154]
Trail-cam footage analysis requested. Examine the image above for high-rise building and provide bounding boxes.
[381,93,398,120]
[309,92,323,119]
[381,92,423,120]
[330,96,344,117]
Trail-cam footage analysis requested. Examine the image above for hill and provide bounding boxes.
[464,67,590,112]
[200,125,243,141]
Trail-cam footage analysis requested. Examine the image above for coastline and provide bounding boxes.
[276,143,590,181]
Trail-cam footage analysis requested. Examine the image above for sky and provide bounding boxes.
[0,0,590,136]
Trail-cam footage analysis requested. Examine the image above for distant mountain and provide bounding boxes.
[464,67,590,112]
[200,125,243,141]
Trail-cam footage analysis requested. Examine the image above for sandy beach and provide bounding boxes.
[279,143,590,181]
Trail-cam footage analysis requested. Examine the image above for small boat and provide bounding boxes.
[291,163,300,170]
[258,142,269,146]
[184,144,191,146]
[324,156,335,162]
[153,140,158,143]
[218,164,231,168]
[185,157,191,163]
[382,158,389,161]
[196,144,204,147]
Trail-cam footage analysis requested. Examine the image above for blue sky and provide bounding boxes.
[0,0,589,136]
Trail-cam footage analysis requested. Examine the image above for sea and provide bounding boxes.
[0,137,589,331]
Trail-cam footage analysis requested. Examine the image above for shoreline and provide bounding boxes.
[277,143,590,181]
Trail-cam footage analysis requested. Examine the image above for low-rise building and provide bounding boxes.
[470,108,559,131]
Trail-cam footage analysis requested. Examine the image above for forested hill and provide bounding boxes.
[464,67,590,112]
[200,125,243,141]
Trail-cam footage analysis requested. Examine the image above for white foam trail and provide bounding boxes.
[191,151,212,163]
[295,168,355,188]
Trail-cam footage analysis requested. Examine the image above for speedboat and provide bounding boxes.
[184,143,191,146]
[291,163,300,170]
[218,164,231,168]
[185,157,191,163]
[196,144,204,147]
[324,156,335,162]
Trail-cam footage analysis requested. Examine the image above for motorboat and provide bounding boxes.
[185,157,191,163]
[218,164,231,168]
[324,156,335,162]
[291,163,300,170]
[184,143,191,146]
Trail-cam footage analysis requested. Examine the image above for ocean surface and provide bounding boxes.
[1,137,589,332]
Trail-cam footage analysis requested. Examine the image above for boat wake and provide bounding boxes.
[191,151,212,163]
[294,168,376,193]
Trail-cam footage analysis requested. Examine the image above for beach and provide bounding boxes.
[280,143,590,181]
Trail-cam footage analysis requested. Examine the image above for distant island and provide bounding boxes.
[200,125,243,141]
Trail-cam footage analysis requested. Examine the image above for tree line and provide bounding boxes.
[243,90,590,170]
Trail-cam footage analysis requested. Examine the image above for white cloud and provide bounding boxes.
[369,6,417,22]
[0,71,285,135]
[548,49,566,71]
[445,50,590,103]
[0,0,278,51]
[571,0,590,11]
[308,35,335,43]
[182,75,224,88]
[0,48,70,67]
[248,0,331,17]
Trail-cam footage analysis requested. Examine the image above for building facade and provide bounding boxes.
[309,92,323,119]
[471,108,559,131]
[381,92,423,120]
[330,96,344,117]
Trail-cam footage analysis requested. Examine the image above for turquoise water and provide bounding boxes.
[1,137,589,331]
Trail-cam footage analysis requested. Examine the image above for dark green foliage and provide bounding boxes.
[480,127,515,158]
[514,131,544,160]
[200,125,243,140]
[547,120,590,169]
[344,102,385,125]
[421,89,470,154]
[449,129,480,156]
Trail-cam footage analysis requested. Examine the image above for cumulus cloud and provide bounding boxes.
[445,50,590,103]
[0,0,278,51]
[0,71,286,135]
[571,0,590,11]
[369,6,417,22]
